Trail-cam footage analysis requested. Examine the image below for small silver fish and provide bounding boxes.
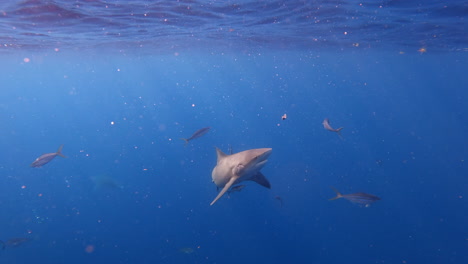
[329,187,380,206]
[322,118,343,136]
[180,127,211,145]
[30,144,66,167]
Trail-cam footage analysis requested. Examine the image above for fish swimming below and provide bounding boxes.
[0,237,30,250]
[228,184,246,193]
[178,247,195,254]
[180,127,210,145]
[91,174,122,191]
[30,144,66,167]
[210,147,272,205]
[322,118,343,136]
[227,184,246,197]
[329,187,380,206]
[275,195,284,207]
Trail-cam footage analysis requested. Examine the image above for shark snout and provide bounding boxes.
[253,148,272,162]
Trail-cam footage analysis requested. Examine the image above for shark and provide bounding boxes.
[210,147,272,205]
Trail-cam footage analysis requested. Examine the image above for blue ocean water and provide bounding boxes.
[0,1,467,263]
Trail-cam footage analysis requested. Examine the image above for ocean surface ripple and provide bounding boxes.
[0,0,466,52]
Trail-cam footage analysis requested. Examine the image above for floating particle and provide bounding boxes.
[85,245,95,253]
[418,47,427,54]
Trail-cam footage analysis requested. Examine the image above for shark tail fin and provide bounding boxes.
[210,177,237,206]
[0,240,5,250]
[329,186,343,201]
[56,144,66,158]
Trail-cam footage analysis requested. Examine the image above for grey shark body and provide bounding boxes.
[210,147,272,205]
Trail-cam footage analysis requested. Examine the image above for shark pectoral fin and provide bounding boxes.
[210,177,237,206]
[251,172,271,189]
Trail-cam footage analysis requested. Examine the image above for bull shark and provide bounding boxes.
[210,147,272,206]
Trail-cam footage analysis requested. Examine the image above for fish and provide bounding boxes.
[210,147,272,205]
[322,118,343,136]
[180,127,210,145]
[329,187,380,206]
[275,195,284,207]
[178,247,195,254]
[30,144,66,167]
[0,237,30,250]
[227,184,246,195]
[91,175,122,190]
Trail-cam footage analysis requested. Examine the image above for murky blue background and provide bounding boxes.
[0,1,467,263]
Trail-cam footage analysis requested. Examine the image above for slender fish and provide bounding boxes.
[178,247,195,254]
[322,118,343,136]
[180,127,211,145]
[30,144,66,167]
[227,184,246,195]
[0,237,30,250]
[275,195,284,207]
[329,187,380,206]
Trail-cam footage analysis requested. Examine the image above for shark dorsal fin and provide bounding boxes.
[250,172,271,189]
[215,147,228,164]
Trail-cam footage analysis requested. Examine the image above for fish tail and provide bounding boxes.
[56,144,66,158]
[329,186,343,200]
[180,138,189,146]
[336,127,344,135]
[0,240,5,250]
